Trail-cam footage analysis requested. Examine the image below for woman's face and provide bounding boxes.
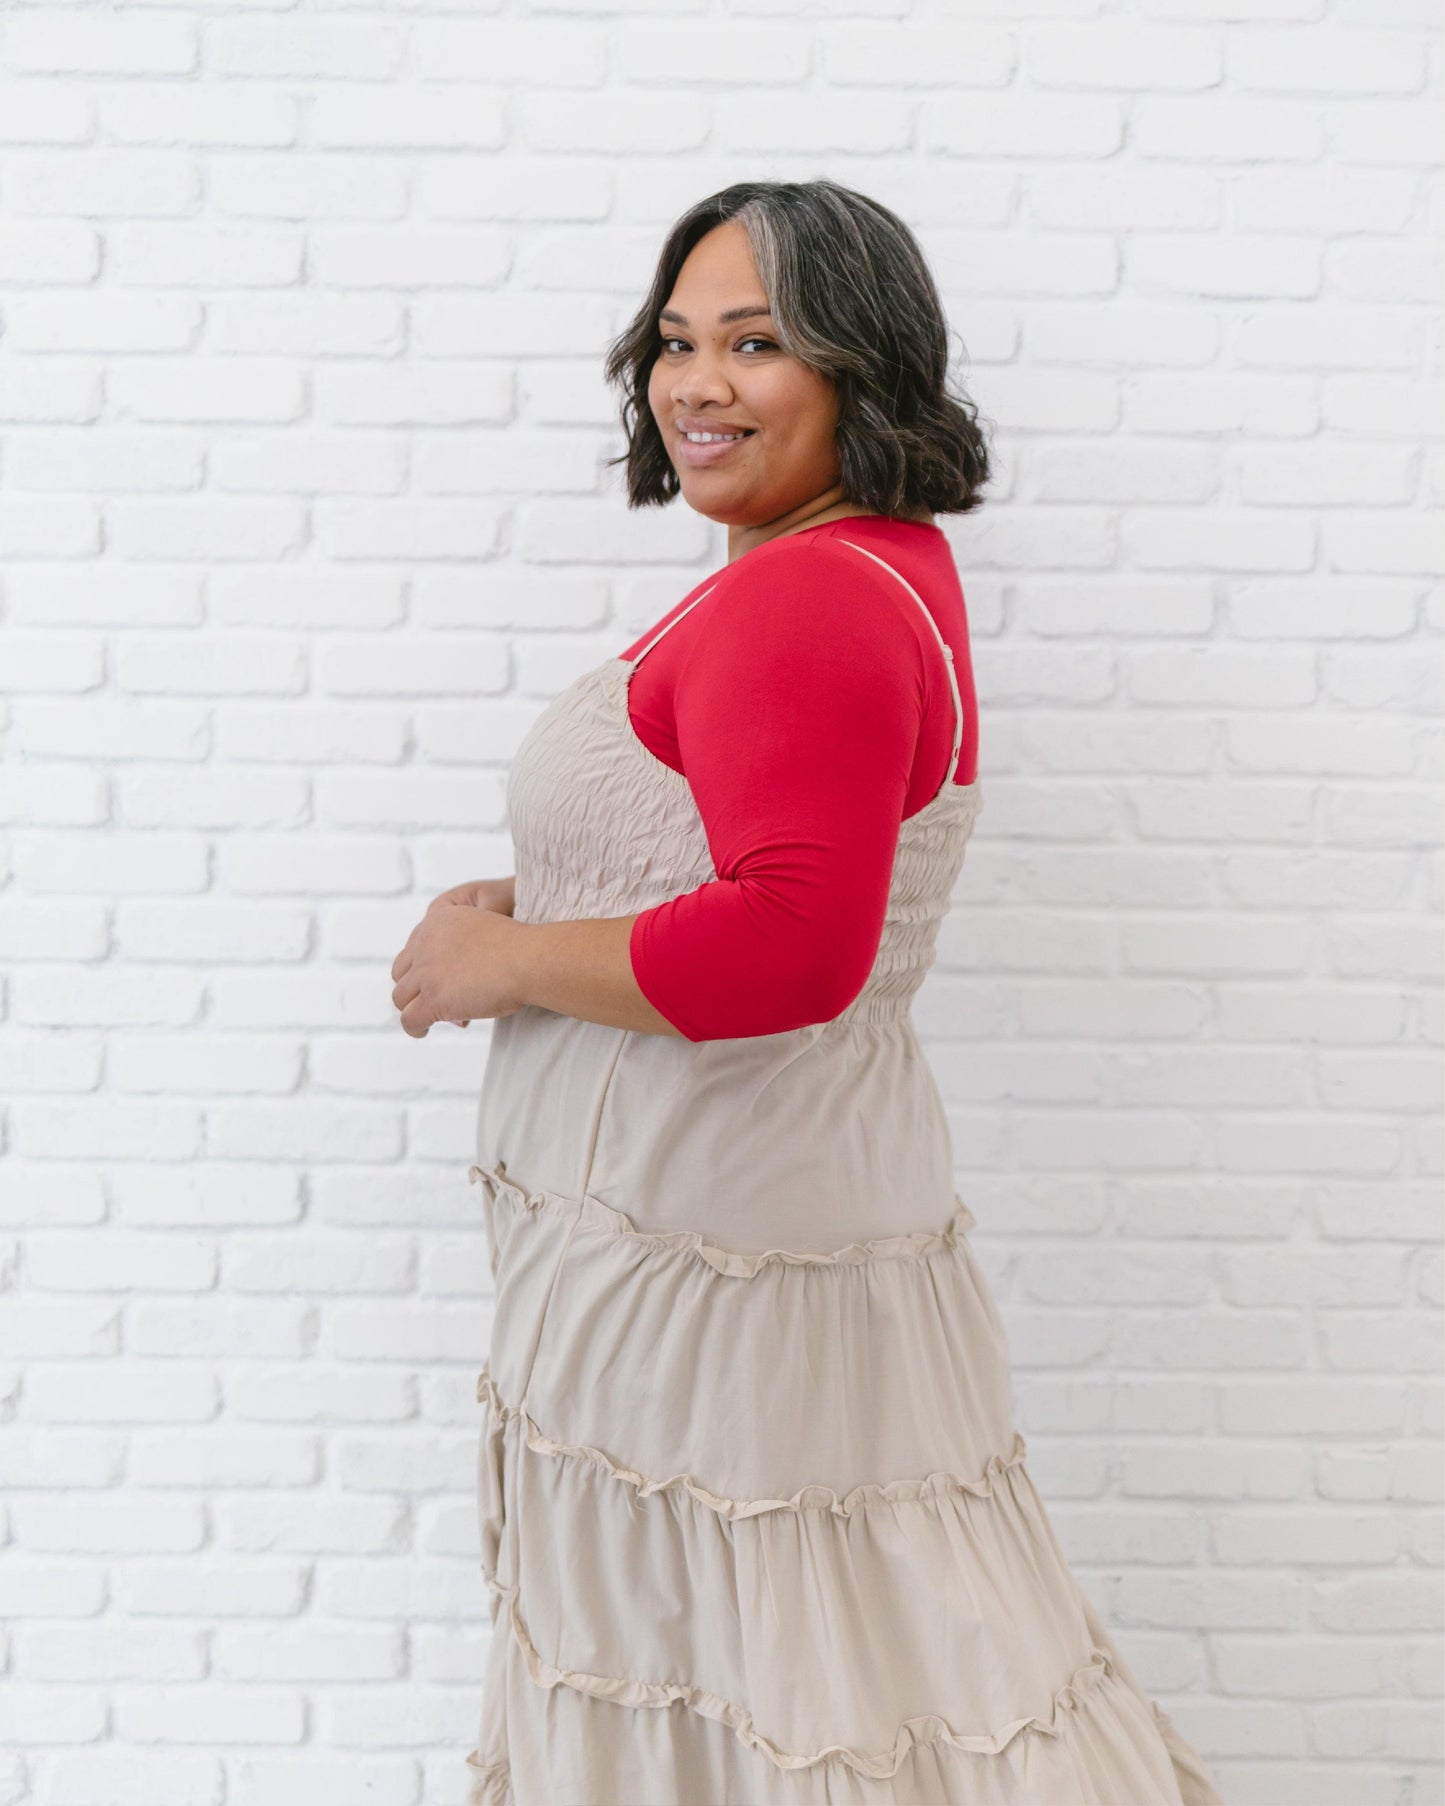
[647,221,841,529]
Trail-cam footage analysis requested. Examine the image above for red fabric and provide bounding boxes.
[622,516,979,1043]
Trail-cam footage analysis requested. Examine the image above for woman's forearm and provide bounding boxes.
[507,912,688,1038]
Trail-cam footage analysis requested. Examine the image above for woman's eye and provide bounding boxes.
[657,336,775,355]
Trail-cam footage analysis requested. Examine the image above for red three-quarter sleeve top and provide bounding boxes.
[618,514,980,1044]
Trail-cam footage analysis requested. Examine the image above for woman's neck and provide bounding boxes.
[727,489,933,564]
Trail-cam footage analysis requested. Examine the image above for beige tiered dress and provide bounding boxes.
[464,540,1225,1806]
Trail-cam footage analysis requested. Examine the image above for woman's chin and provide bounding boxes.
[677,479,755,524]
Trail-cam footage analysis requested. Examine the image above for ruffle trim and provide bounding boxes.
[485,1580,1118,1781]
[477,1363,1028,1521]
[467,1161,976,1277]
[463,1750,509,1806]
[467,1705,1211,1806]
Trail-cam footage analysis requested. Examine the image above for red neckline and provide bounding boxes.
[797,514,944,538]
[722,514,944,579]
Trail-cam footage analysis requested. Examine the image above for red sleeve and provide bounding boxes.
[627,540,930,1043]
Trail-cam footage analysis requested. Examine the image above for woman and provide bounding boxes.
[391,180,1224,1806]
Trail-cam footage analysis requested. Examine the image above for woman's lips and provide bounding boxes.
[675,429,755,469]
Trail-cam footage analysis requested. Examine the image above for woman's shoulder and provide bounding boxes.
[717,521,926,605]
[710,521,948,654]
[725,517,952,600]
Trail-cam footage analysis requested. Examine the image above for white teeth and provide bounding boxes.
[684,431,745,443]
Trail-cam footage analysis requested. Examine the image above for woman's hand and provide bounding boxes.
[425,875,515,919]
[390,875,520,1037]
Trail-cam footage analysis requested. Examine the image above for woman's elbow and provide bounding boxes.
[678,963,868,1042]
[764,949,874,1035]
[810,959,874,1027]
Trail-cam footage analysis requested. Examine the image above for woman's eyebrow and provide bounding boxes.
[658,305,773,326]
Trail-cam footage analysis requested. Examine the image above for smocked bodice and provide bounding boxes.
[508,656,982,1031]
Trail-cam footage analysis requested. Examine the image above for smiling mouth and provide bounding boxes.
[678,428,755,443]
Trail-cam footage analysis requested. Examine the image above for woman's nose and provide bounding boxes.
[672,351,733,407]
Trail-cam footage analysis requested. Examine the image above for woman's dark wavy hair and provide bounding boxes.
[603,179,992,518]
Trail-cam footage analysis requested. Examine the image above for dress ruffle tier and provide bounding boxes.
[463,1161,1224,1806]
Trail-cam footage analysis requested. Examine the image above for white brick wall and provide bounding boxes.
[0,1,1440,1801]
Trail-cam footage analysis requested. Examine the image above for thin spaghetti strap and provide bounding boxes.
[835,538,966,778]
[630,582,721,668]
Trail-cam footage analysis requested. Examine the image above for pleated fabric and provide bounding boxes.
[464,544,1226,1805]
